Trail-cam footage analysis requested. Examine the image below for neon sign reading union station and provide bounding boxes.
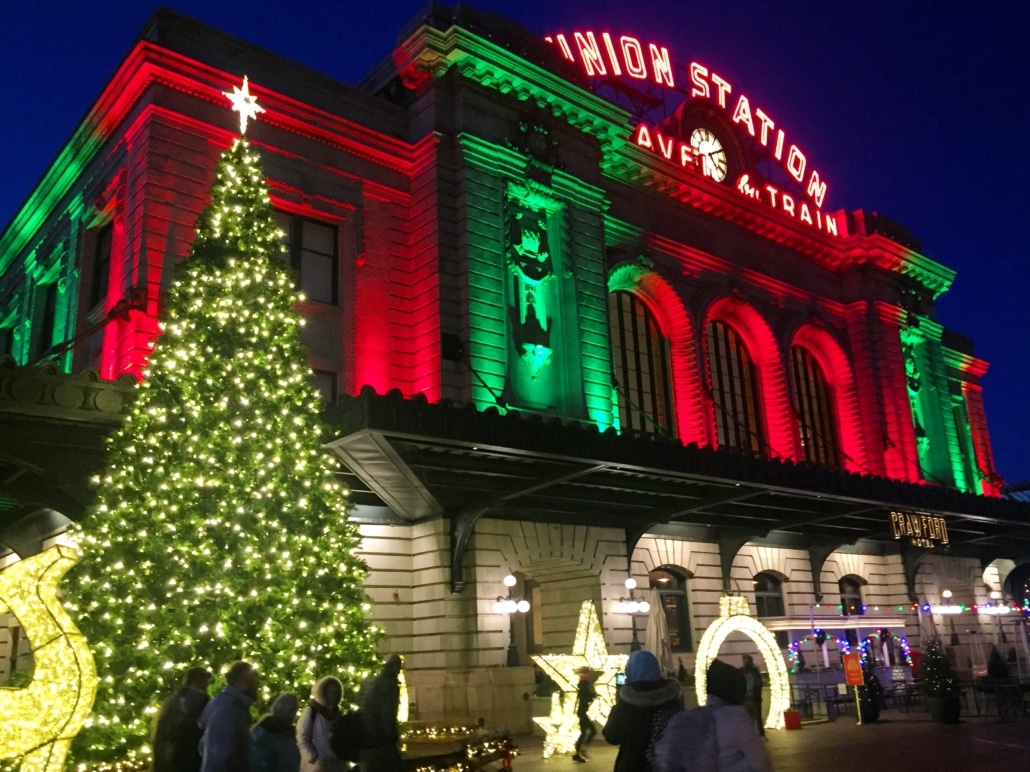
[545,30,841,237]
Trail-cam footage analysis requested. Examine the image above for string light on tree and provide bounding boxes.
[65,76,379,767]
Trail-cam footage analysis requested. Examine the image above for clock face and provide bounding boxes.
[690,127,728,182]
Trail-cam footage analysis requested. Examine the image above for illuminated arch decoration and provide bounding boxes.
[531,600,628,757]
[0,545,98,772]
[608,263,705,444]
[695,595,790,730]
[859,630,913,668]
[704,296,795,460]
[791,323,866,473]
[787,634,850,673]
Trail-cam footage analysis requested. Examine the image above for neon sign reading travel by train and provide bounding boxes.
[544,31,832,217]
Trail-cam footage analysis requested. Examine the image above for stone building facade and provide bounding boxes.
[2,5,1028,732]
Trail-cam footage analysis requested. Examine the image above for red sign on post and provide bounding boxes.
[843,653,865,686]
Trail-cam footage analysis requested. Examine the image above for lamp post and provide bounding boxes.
[614,578,651,652]
[494,574,530,666]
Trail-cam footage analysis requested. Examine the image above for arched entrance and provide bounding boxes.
[695,596,790,729]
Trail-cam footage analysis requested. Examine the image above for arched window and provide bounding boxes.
[792,346,842,468]
[707,320,763,453]
[608,291,674,435]
[649,567,692,652]
[753,572,785,617]
[839,576,865,617]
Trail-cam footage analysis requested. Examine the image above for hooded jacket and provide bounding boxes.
[653,695,772,772]
[297,677,346,772]
[153,686,209,772]
[199,685,255,772]
[603,676,683,772]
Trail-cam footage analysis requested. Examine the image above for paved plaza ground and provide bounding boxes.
[506,708,1030,771]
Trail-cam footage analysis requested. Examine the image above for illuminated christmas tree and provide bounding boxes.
[66,82,380,767]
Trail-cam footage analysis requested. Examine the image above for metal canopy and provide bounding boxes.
[326,390,1030,593]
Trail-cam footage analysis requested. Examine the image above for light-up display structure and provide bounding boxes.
[694,595,789,730]
[0,546,97,772]
[531,600,627,757]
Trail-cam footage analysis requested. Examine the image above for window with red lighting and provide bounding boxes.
[608,291,674,436]
[273,212,338,305]
[88,224,113,309]
[791,346,841,468]
[707,320,763,454]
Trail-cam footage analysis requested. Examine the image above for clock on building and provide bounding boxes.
[689,126,728,182]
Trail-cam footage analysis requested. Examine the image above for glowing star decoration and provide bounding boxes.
[223,75,265,135]
[531,600,627,757]
[694,595,789,730]
[0,546,97,772]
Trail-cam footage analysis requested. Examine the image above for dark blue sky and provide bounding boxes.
[3,1,1028,482]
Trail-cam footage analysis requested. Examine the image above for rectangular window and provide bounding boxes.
[0,326,12,357]
[89,224,113,309]
[33,283,59,360]
[311,369,337,403]
[272,212,338,305]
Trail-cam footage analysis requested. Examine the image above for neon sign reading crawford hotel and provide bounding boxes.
[2,4,1028,732]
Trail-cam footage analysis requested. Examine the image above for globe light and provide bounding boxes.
[638,601,651,614]
[991,591,1002,600]
[517,600,531,613]
[625,577,637,591]
[942,589,953,599]
[613,601,627,614]
[503,574,518,588]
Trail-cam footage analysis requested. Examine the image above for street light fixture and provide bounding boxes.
[494,573,530,666]
[614,577,650,652]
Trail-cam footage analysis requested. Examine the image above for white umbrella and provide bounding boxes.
[645,588,674,675]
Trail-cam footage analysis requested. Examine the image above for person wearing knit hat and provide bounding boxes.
[653,659,771,772]
[603,650,683,771]
[251,694,301,772]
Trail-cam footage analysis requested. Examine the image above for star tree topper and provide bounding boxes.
[223,75,265,135]
[531,600,628,757]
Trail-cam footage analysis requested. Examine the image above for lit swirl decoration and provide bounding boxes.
[0,546,98,771]
[531,600,627,757]
[695,595,789,730]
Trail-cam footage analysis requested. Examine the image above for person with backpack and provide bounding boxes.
[297,677,347,772]
[602,650,683,771]
[152,666,212,772]
[251,693,301,772]
[654,659,771,772]
[571,667,598,762]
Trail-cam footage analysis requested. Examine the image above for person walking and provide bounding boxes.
[252,693,301,772]
[199,661,260,772]
[359,655,405,772]
[654,658,771,772]
[297,677,347,772]
[740,655,765,737]
[153,666,212,772]
[602,650,683,772]
[571,667,598,762]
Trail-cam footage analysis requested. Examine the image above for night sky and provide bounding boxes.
[3,1,1028,482]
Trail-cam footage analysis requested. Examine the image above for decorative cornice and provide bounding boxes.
[0,356,136,424]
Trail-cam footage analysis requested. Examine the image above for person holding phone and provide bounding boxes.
[603,651,683,771]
